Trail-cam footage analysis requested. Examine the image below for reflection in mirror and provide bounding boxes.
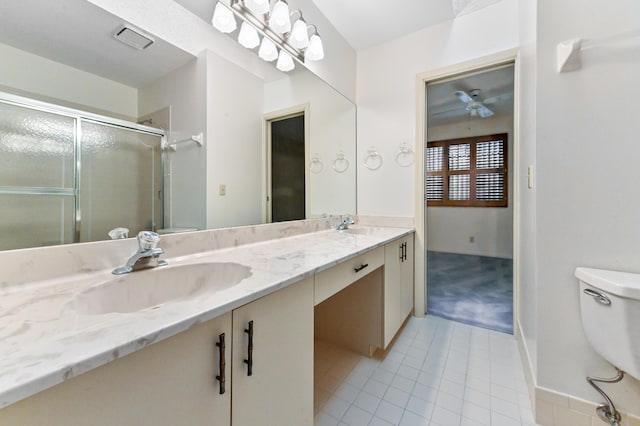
[0,93,165,251]
[0,0,356,251]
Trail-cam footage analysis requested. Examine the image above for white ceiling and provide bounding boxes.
[0,0,195,88]
[310,0,503,51]
[309,0,455,51]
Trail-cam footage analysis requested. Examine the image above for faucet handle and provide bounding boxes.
[137,231,161,251]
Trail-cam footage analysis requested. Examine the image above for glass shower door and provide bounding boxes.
[79,121,164,242]
[0,101,76,251]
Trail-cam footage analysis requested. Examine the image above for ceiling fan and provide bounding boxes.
[432,88,508,119]
[455,89,494,118]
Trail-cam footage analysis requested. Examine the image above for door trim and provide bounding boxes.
[414,49,521,337]
[262,103,311,223]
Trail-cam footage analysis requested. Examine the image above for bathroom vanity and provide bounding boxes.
[0,221,414,425]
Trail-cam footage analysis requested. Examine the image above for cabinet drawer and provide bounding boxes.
[314,246,384,305]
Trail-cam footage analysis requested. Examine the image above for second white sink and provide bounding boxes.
[71,262,252,315]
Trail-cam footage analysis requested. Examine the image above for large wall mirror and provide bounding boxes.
[0,0,356,251]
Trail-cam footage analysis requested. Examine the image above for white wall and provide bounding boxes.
[427,116,514,258]
[0,42,138,119]
[356,0,519,218]
[205,50,264,229]
[533,0,640,413]
[264,72,357,218]
[138,55,207,230]
[516,0,539,381]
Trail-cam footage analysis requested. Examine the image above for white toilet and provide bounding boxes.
[576,267,640,380]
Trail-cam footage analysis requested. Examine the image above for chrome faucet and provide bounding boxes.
[112,231,168,275]
[336,215,355,231]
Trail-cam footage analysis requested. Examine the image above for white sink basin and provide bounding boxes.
[71,262,251,315]
[341,226,379,235]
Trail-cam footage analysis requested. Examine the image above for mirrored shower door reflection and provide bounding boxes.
[0,95,165,251]
[79,120,163,243]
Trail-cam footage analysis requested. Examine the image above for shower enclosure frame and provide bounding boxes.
[0,90,167,246]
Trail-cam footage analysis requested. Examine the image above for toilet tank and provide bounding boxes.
[576,267,640,380]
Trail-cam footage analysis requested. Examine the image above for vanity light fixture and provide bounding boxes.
[211,0,237,33]
[305,26,324,61]
[288,10,309,49]
[276,50,295,72]
[269,0,291,35]
[210,0,325,72]
[238,21,260,48]
[258,37,278,61]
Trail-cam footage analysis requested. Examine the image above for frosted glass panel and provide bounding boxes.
[0,194,74,250]
[0,101,75,188]
[80,122,163,242]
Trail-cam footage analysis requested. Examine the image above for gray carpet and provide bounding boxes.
[426,251,513,334]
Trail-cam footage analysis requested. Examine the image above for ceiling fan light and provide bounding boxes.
[305,34,324,61]
[470,108,478,117]
[212,1,237,34]
[289,19,309,49]
[245,0,269,15]
[238,22,260,49]
[258,37,278,61]
[276,50,295,72]
[269,0,291,35]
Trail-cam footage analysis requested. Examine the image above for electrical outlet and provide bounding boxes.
[219,184,226,196]
[469,236,475,243]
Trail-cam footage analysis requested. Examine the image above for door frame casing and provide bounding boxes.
[414,49,521,337]
[262,104,311,223]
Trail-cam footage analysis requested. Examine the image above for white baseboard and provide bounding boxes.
[515,321,640,426]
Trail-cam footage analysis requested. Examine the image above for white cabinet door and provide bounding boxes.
[0,313,232,426]
[383,235,415,349]
[401,236,415,319]
[232,277,314,426]
[384,240,404,348]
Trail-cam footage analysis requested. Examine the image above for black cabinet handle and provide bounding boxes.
[403,242,407,261]
[244,321,253,376]
[215,333,226,394]
[354,263,369,273]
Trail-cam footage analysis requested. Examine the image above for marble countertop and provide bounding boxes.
[0,225,413,409]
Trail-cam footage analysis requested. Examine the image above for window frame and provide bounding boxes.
[426,133,508,208]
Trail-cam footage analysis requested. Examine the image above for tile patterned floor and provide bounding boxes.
[314,316,536,426]
[427,251,513,334]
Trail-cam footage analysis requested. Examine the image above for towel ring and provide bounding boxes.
[309,154,324,174]
[332,151,349,173]
[363,147,383,171]
[394,142,415,167]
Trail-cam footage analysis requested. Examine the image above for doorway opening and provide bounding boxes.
[424,63,515,334]
[266,111,307,223]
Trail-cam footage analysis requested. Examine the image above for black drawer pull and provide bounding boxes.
[354,263,369,273]
[244,320,254,376]
[215,333,226,394]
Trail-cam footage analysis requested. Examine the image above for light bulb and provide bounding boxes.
[258,37,278,61]
[245,0,269,15]
[238,22,260,49]
[276,50,295,72]
[269,0,291,35]
[305,34,324,61]
[289,19,309,49]
[211,2,237,34]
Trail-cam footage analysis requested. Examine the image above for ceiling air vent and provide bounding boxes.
[113,25,154,50]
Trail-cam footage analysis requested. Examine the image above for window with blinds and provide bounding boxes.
[426,133,508,207]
